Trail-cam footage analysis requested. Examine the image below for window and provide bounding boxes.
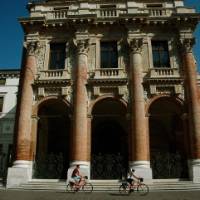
[152,41,170,68]
[0,97,3,113]
[49,43,66,70]
[101,41,118,68]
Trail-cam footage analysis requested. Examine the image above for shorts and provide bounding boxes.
[127,178,134,184]
[72,176,81,182]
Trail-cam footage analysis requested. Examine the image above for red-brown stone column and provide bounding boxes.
[7,41,39,187]
[181,38,200,182]
[68,39,90,178]
[128,38,152,180]
[15,42,38,165]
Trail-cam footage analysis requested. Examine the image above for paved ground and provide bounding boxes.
[0,189,200,200]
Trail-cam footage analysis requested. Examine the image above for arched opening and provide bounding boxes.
[34,99,71,179]
[149,97,188,179]
[91,98,128,179]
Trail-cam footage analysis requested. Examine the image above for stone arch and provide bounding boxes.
[33,96,72,179]
[32,96,71,116]
[146,94,184,116]
[88,94,128,116]
[90,96,128,179]
[147,95,188,179]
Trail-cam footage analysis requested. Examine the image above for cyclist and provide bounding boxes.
[71,165,82,186]
[127,168,140,190]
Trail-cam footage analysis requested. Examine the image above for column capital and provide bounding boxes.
[76,39,89,55]
[179,38,195,53]
[26,41,40,56]
[128,38,143,54]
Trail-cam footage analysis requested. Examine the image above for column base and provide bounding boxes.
[129,161,153,183]
[6,160,33,188]
[188,159,200,183]
[67,161,90,183]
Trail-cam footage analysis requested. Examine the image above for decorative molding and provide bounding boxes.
[36,41,46,70]
[128,38,143,54]
[180,38,195,53]
[26,41,41,56]
[76,39,89,55]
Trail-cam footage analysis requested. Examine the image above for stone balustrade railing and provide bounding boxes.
[150,68,180,78]
[39,69,70,79]
[44,7,174,20]
[147,8,173,17]
[93,68,126,78]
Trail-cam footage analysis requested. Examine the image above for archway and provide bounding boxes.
[148,97,188,179]
[91,98,128,179]
[34,99,71,179]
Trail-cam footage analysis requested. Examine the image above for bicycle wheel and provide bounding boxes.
[66,183,74,192]
[66,183,78,193]
[82,183,93,193]
[137,183,149,196]
[119,184,129,194]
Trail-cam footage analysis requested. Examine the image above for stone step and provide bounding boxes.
[16,180,200,192]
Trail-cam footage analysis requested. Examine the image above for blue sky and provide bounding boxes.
[0,0,199,70]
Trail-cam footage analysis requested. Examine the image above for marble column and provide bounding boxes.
[128,38,152,180]
[7,41,39,188]
[67,39,90,180]
[181,38,200,182]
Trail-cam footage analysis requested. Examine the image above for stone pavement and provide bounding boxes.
[0,190,200,200]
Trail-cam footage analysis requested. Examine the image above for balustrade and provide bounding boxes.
[40,6,175,20]
[147,8,173,17]
[150,68,179,78]
[39,69,70,79]
[93,68,126,78]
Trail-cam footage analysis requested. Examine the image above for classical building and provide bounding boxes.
[0,69,19,182]
[6,0,200,188]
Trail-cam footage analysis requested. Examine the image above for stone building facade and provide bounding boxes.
[0,69,19,180]
[6,0,200,187]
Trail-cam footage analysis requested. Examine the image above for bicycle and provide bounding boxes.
[119,178,149,196]
[66,176,93,193]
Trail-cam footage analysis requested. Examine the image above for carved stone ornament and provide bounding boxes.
[76,39,89,55]
[128,38,143,54]
[26,41,40,56]
[37,42,46,70]
[180,38,195,53]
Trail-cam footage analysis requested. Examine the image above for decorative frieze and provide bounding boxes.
[149,84,183,96]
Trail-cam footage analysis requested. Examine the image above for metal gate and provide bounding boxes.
[33,153,65,179]
[151,151,188,179]
[91,153,127,179]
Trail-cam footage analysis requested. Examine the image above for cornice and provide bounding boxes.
[19,14,199,28]
[34,79,71,86]
[0,70,20,79]
[144,77,183,84]
[88,78,128,84]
